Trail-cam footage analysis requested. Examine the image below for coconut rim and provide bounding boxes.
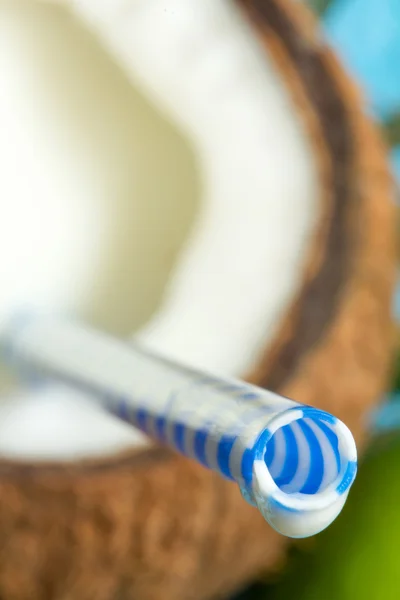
[1,0,326,471]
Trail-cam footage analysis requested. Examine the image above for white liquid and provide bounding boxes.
[0,0,319,461]
[0,1,198,336]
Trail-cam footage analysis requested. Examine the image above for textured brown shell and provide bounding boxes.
[0,1,395,599]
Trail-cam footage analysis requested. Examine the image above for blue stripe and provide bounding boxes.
[155,416,167,441]
[117,398,130,422]
[336,461,357,495]
[315,418,341,472]
[297,420,324,494]
[217,435,237,479]
[136,408,149,433]
[301,407,337,426]
[241,448,254,481]
[274,425,299,489]
[241,427,273,480]
[264,431,275,468]
[241,392,259,400]
[193,429,210,466]
[173,422,186,453]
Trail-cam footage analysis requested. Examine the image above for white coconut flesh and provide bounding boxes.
[0,0,319,462]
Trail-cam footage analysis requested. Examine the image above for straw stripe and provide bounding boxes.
[1,314,358,539]
[298,419,324,494]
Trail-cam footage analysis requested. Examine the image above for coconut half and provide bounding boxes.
[0,1,395,599]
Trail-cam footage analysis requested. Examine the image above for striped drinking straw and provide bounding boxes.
[1,313,357,539]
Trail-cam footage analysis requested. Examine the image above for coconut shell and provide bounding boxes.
[0,1,395,599]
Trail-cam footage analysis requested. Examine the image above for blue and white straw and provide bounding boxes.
[1,314,357,539]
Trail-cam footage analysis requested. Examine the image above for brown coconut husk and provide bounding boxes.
[0,1,395,599]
